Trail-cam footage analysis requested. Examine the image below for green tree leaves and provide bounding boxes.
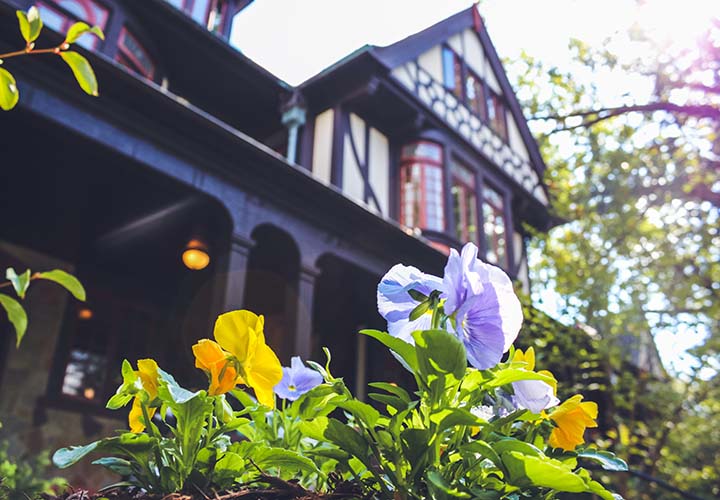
[16,7,42,44]
[1,7,104,110]
[0,68,19,111]
[59,51,98,96]
[0,294,27,347]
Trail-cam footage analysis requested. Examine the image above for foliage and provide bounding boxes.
[0,267,85,347]
[0,6,104,111]
[54,245,626,499]
[510,17,719,500]
[0,423,66,500]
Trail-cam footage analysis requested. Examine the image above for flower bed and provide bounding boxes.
[46,243,626,500]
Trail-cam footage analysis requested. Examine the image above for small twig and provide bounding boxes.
[0,42,69,60]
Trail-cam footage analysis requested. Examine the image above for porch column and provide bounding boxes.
[214,234,254,314]
[295,264,320,359]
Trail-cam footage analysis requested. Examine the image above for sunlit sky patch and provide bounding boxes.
[230,0,718,375]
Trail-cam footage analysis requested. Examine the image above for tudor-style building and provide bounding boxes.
[0,0,554,487]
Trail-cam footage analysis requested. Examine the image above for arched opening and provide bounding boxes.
[243,225,300,363]
[312,254,414,399]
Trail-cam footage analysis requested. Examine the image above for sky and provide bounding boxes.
[229,0,719,374]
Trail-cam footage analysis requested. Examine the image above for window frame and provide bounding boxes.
[481,180,510,269]
[399,140,446,232]
[487,91,509,142]
[116,27,156,80]
[441,45,464,103]
[37,0,109,49]
[166,0,229,33]
[449,158,480,244]
[47,286,163,411]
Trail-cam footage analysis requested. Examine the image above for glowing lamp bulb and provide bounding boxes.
[78,308,93,320]
[182,239,210,270]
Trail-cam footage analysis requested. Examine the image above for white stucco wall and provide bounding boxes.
[311,108,334,185]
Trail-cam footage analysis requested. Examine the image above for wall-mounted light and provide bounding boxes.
[78,307,93,320]
[83,387,95,400]
[182,238,210,271]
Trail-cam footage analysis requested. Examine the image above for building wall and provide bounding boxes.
[311,108,334,185]
[0,242,118,489]
[394,28,547,206]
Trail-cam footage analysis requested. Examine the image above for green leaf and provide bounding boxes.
[460,440,505,473]
[486,367,557,388]
[502,451,588,492]
[53,440,102,468]
[337,400,380,428]
[0,68,19,111]
[407,289,428,302]
[5,268,31,299]
[413,329,467,381]
[36,269,86,300]
[426,469,471,498]
[65,22,105,44]
[493,438,544,458]
[577,449,628,471]
[435,408,482,434]
[367,382,412,403]
[360,329,418,372]
[297,416,329,441]
[250,447,320,477]
[408,300,430,321]
[324,418,369,461]
[59,51,98,96]
[0,293,27,346]
[400,427,432,468]
[17,7,42,43]
[106,392,133,410]
[91,457,133,476]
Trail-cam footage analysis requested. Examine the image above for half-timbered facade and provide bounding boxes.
[0,2,553,487]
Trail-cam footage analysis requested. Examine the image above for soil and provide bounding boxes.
[43,475,368,500]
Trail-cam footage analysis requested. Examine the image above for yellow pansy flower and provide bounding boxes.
[192,339,239,396]
[547,394,598,451]
[128,359,159,433]
[513,347,557,394]
[193,310,282,408]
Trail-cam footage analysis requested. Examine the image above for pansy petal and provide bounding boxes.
[214,310,260,362]
[246,342,282,406]
[193,339,227,371]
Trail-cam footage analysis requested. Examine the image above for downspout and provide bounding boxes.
[281,91,307,164]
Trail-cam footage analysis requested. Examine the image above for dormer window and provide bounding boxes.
[487,92,508,141]
[400,141,445,232]
[482,184,507,267]
[441,44,509,142]
[441,47,463,102]
[116,28,155,79]
[38,0,109,49]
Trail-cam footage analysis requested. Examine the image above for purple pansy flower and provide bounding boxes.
[512,379,560,414]
[274,356,323,401]
[444,243,523,369]
[377,264,443,344]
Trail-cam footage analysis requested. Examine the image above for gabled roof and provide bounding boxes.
[373,6,547,177]
[299,7,548,182]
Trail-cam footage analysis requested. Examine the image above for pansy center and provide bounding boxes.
[288,384,297,392]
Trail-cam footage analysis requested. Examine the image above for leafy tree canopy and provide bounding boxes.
[509,16,719,500]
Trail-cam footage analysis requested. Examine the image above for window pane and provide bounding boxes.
[37,4,67,33]
[442,47,456,90]
[401,142,442,163]
[483,186,506,267]
[118,29,155,78]
[191,0,211,24]
[57,0,108,28]
[165,0,185,8]
[466,72,486,118]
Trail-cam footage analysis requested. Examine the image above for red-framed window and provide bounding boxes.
[116,28,155,79]
[37,0,109,49]
[165,0,229,33]
[441,46,464,102]
[487,91,508,141]
[450,159,479,244]
[482,184,507,268]
[400,141,445,232]
[465,70,487,120]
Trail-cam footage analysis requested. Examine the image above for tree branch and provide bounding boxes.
[532,101,720,134]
